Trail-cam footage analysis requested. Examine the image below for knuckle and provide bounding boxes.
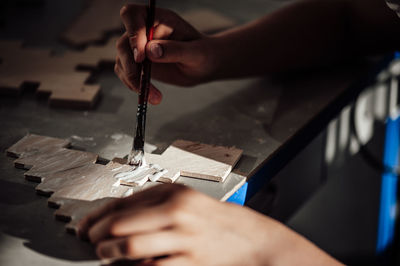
[125,236,138,256]
[114,63,120,75]
[108,214,123,235]
[125,71,139,84]
[119,4,132,17]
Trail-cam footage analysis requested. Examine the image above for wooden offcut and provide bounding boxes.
[0,38,117,109]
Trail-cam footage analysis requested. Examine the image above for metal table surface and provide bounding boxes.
[0,0,375,265]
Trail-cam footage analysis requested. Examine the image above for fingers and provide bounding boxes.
[120,4,147,63]
[152,256,191,266]
[96,231,187,260]
[78,184,188,240]
[114,41,163,105]
[88,205,174,244]
[146,40,194,64]
[116,33,138,82]
[152,24,174,40]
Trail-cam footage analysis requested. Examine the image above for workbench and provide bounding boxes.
[0,0,383,265]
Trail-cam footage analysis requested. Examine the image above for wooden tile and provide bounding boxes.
[61,0,126,47]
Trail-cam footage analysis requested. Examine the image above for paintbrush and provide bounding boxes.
[128,0,156,166]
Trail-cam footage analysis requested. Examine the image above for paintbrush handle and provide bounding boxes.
[133,59,151,151]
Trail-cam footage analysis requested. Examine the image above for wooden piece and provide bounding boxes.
[0,37,117,109]
[6,134,70,158]
[145,140,242,182]
[54,198,115,234]
[61,0,127,47]
[6,134,244,235]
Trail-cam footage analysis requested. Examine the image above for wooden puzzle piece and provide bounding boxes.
[6,134,70,158]
[54,197,116,234]
[6,134,245,234]
[47,161,135,207]
[0,37,117,108]
[61,0,236,47]
[61,0,127,47]
[144,140,243,183]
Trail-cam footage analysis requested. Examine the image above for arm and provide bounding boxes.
[115,0,400,104]
[208,0,400,79]
[77,184,343,265]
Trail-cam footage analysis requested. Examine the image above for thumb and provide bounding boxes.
[145,40,197,64]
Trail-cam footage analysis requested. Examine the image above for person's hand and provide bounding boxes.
[115,4,216,105]
[77,184,341,266]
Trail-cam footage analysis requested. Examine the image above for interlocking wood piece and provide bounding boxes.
[54,198,115,234]
[6,133,70,158]
[145,141,242,183]
[47,161,135,207]
[61,0,236,47]
[6,134,245,235]
[61,0,127,47]
[0,37,117,109]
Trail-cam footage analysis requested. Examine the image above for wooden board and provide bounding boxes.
[6,134,245,234]
[61,0,236,47]
[61,0,127,47]
[144,140,242,183]
[0,37,117,109]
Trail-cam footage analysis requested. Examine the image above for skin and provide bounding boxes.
[81,0,400,264]
[77,184,341,265]
[114,0,400,104]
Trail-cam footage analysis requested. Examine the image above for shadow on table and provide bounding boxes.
[0,179,97,262]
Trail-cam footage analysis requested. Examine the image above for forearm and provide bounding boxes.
[206,0,400,80]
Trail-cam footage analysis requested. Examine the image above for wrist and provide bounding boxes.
[195,34,225,83]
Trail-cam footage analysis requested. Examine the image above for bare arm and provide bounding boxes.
[208,0,400,79]
[116,0,400,103]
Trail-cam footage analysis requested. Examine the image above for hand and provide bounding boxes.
[77,184,341,266]
[115,4,216,105]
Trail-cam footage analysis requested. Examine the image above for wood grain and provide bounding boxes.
[5,134,245,235]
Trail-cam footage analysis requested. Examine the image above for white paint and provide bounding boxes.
[113,162,168,185]
[149,164,168,182]
[69,135,94,142]
[111,166,123,172]
[110,133,124,141]
[114,165,148,182]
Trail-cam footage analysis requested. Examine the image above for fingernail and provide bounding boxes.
[150,43,163,58]
[133,48,138,62]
